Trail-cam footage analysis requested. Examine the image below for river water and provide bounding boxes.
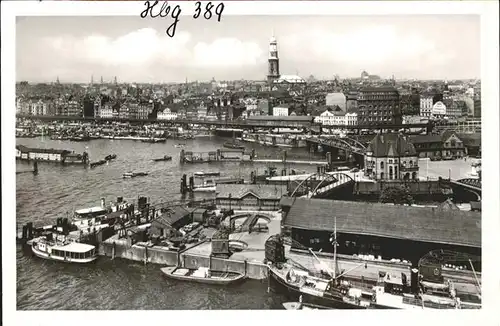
[16,136,321,310]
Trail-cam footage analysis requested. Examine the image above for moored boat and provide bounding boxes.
[142,138,167,143]
[31,235,97,263]
[123,171,149,178]
[185,156,210,163]
[269,264,373,309]
[282,296,331,310]
[160,266,246,285]
[105,154,117,161]
[223,141,245,150]
[174,143,186,148]
[69,135,91,142]
[153,155,172,162]
[90,160,107,168]
[74,206,108,219]
[267,223,374,310]
[193,171,221,177]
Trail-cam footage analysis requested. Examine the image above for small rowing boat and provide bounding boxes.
[142,138,167,143]
[123,172,149,178]
[160,266,246,285]
[283,296,330,310]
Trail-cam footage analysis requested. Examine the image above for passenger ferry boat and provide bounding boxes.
[31,235,98,263]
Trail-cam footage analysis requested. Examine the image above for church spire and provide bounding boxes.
[267,32,280,85]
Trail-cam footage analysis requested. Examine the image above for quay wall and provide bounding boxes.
[181,253,268,280]
[100,241,178,265]
[99,240,268,280]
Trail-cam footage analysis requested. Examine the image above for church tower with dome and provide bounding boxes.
[267,35,280,85]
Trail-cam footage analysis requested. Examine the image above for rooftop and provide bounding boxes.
[216,184,287,200]
[247,116,314,122]
[360,86,399,93]
[154,206,192,226]
[408,134,443,144]
[366,134,417,157]
[274,75,307,84]
[52,241,96,253]
[16,145,71,155]
[283,198,481,248]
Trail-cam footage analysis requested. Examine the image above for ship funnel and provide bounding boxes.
[101,198,105,208]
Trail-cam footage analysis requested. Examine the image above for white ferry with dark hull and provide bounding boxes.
[31,236,97,264]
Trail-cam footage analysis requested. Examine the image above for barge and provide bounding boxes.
[16,145,89,165]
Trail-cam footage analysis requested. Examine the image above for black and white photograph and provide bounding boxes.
[2,0,499,323]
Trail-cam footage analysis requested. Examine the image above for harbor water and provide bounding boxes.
[16,137,321,310]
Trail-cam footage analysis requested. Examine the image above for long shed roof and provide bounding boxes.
[283,198,481,248]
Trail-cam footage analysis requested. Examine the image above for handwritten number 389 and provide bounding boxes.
[194,2,224,22]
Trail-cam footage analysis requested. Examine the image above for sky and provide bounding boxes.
[16,15,480,83]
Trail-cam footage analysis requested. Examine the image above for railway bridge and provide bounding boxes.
[306,136,366,167]
[450,178,482,201]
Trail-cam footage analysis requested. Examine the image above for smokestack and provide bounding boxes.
[101,198,105,208]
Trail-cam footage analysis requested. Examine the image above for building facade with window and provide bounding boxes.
[420,95,434,117]
[364,134,419,181]
[357,87,401,125]
[431,101,446,119]
[273,105,290,117]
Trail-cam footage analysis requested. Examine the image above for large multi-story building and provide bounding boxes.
[314,109,345,125]
[31,100,47,116]
[272,105,290,117]
[99,104,113,119]
[127,101,139,119]
[364,134,419,181]
[345,91,358,113]
[357,86,401,125]
[346,112,358,126]
[93,96,102,118]
[157,108,178,120]
[431,101,446,119]
[138,103,151,119]
[314,110,358,126]
[66,100,81,117]
[119,103,129,119]
[83,97,95,118]
[420,95,434,117]
[473,96,481,118]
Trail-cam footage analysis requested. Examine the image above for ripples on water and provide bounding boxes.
[16,137,313,310]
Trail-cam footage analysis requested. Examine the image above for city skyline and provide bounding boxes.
[17,15,480,83]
